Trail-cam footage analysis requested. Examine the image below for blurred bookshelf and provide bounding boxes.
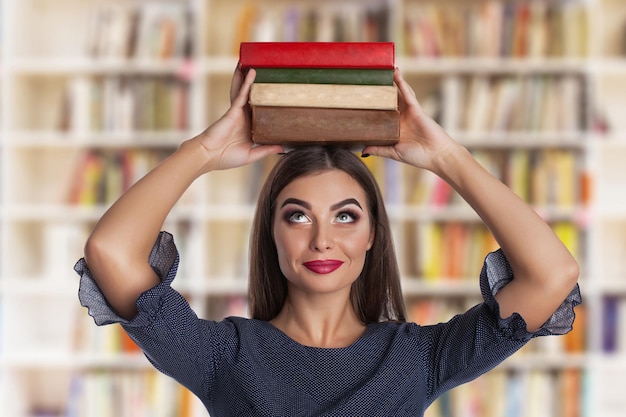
[0,0,626,416]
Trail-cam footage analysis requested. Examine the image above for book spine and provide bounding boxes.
[253,68,394,85]
[603,297,619,352]
[251,106,399,146]
[250,83,398,110]
[239,42,395,69]
[66,371,193,416]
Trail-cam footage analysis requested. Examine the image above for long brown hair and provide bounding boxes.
[249,146,406,324]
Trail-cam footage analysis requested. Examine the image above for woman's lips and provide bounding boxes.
[303,260,344,274]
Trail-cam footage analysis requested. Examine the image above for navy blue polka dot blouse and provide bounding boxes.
[75,232,581,416]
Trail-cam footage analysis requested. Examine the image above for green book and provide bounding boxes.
[253,68,394,85]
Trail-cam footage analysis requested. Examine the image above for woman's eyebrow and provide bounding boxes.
[280,198,311,209]
[279,197,363,211]
[331,198,363,211]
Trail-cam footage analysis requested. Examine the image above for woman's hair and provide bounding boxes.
[249,146,406,324]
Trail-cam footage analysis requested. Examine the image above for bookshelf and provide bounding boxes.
[0,0,624,416]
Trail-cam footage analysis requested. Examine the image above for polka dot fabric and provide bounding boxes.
[75,232,581,416]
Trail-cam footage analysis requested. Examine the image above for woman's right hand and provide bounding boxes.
[185,66,283,173]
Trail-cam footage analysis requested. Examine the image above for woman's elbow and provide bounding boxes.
[83,233,111,272]
[563,250,580,281]
[554,255,580,295]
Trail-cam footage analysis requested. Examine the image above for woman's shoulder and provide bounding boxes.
[358,321,428,350]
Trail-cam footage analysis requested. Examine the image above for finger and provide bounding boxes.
[230,63,245,103]
[231,69,256,108]
[361,145,398,161]
[248,144,284,162]
[394,68,421,109]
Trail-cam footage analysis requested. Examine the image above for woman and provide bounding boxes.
[75,66,581,416]
[248,145,405,329]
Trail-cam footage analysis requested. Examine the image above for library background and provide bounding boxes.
[0,0,625,416]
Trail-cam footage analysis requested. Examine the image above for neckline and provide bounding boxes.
[260,319,377,351]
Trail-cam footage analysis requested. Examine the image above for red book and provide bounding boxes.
[239,42,395,69]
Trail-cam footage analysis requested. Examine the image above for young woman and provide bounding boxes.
[75,66,581,416]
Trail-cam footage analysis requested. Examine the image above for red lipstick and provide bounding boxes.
[303,260,344,274]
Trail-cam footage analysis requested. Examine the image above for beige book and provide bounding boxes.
[250,83,398,110]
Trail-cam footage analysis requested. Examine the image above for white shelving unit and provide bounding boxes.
[0,0,625,416]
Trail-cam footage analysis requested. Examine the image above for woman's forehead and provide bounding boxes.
[281,170,363,194]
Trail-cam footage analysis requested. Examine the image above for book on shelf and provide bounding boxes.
[402,2,587,58]
[602,297,626,353]
[553,222,580,262]
[60,76,190,133]
[239,42,395,69]
[232,4,389,50]
[413,222,497,281]
[250,83,398,110]
[68,149,169,206]
[73,310,141,354]
[459,74,584,133]
[424,368,582,417]
[559,369,583,417]
[86,3,193,60]
[563,304,587,353]
[66,370,193,417]
[408,299,458,326]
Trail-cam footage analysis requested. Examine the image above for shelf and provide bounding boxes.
[4,130,193,149]
[5,56,598,77]
[3,129,589,150]
[596,205,626,219]
[2,204,198,221]
[201,57,595,76]
[388,204,587,223]
[0,352,151,370]
[7,57,195,76]
[594,280,626,296]
[5,202,584,224]
[591,57,626,74]
[499,353,587,371]
[399,56,590,74]
[0,279,78,298]
[401,279,480,297]
[453,131,587,148]
[0,0,622,415]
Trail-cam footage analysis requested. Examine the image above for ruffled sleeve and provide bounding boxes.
[74,231,179,326]
[480,249,582,341]
[75,232,220,401]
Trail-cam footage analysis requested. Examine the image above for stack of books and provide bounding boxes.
[239,42,399,147]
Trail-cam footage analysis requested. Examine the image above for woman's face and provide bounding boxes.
[272,169,375,296]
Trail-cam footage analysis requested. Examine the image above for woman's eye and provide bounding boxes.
[336,212,357,223]
[287,212,309,223]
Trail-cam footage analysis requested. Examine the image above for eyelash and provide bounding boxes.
[283,209,360,224]
[336,210,360,223]
[284,210,308,223]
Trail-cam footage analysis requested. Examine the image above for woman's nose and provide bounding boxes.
[310,222,334,252]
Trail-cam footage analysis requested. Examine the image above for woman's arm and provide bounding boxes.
[363,69,579,332]
[83,68,282,320]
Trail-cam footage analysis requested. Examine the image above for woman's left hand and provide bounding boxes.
[361,68,463,175]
